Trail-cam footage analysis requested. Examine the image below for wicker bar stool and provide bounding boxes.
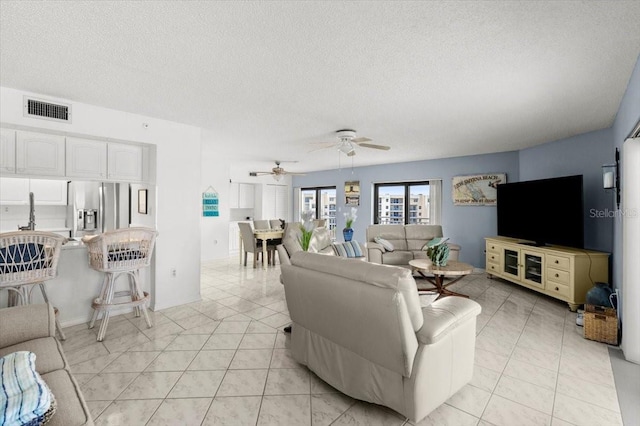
[82,227,158,341]
[0,231,67,340]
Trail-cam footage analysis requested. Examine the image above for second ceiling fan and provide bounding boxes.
[249,160,305,181]
[311,129,390,156]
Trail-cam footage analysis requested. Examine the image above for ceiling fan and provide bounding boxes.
[311,129,391,156]
[249,160,305,181]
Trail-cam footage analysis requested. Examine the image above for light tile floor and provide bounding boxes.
[61,259,624,426]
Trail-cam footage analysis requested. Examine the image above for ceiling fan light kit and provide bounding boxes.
[338,142,355,155]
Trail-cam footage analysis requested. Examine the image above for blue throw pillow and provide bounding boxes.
[0,243,46,274]
[332,241,363,258]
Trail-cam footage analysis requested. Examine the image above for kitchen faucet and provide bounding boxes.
[18,192,36,231]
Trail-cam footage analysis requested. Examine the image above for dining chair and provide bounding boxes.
[239,222,274,268]
[269,219,285,229]
[253,220,270,230]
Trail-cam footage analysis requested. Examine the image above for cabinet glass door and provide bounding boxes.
[522,251,544,289]
[503,249,520,278]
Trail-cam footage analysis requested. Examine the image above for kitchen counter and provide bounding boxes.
[62,239,86,250]
[0,227,72,233]
[0,236,151,327]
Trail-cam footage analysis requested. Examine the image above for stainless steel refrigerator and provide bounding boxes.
[67,181,129,238]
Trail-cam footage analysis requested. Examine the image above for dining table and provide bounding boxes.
[239,228,284,270]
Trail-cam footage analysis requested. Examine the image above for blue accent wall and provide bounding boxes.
[293,151,520,268]
[518,127,614,252]
[294,53,640,281]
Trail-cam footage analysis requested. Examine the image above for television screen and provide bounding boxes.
[497,175,584,248]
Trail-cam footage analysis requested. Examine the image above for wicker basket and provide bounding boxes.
[0,231,66,287]
[584,304,618,345]
[82,227,158,273]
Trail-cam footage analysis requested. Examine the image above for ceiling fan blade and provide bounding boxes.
[250,171,274,176]
[357,142,390,150]
[309,140,337,145]
[308,144,336,153]
[347,150,357,157]
[351,137,372,143]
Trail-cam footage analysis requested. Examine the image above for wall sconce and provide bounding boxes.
[602,148,620,208]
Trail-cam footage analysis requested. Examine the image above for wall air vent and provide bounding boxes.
[23,96,71,123]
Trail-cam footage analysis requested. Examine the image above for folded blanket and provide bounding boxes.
[0,351,54,426]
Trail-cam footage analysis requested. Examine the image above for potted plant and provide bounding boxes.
[299,210,315,251]
[343,207,357,242]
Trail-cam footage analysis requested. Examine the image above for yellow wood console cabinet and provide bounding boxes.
[485,237,609,311]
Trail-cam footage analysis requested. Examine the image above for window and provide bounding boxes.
[300,186,337,237]
[373,180,442,225]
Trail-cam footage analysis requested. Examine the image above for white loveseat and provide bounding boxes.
[281,252,481,422]
[366,224,460,268]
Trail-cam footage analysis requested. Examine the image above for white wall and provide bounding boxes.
[199,138,294,261]
[199,141,231,261]
[0,87,202,311]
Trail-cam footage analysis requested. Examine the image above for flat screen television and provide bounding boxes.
[497,175,584,248]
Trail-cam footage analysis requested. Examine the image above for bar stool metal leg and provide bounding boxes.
[129,273,141,318]
[38,283,66,341]
[96,273,116,342]
[132,270,152,328]
[89,274,109,329]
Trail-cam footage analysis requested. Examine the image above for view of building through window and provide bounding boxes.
[375,183,431,225]
[300,187,337,237]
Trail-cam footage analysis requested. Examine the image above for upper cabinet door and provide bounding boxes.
[30,179,68,205]
[66,137,107,179]
[108,142,142,182]
[16,131,65,176]
[238,183,255,208]
[0,177,30,204]
[229,182,240,208]
[0,128,16,174]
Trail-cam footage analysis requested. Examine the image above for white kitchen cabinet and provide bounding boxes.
[229,222,240,253]
[66,137,107,179]
[0,128,16,174]
[16,131,65,177]
[229,183,255,208]
[239,183,254,208]
[0,178,67,205]
[108,142,142,182]
[261,184,288,220]
[0,177,30,204]
[30,179,68,205]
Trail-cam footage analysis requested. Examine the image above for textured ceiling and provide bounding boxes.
[1,1,639,173]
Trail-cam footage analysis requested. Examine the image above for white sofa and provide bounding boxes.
[277,224,366,265]
[366,224,460,268]
[281,252,481,422]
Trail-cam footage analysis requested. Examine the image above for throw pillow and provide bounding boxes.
[309,228,332,253]
[0,351,55,426]
[283,226,303,255]
[374,236,394,252]
[332,241,364,258]
[422,237,449,251]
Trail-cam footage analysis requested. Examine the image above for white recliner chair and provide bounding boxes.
[281,252,482,422]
